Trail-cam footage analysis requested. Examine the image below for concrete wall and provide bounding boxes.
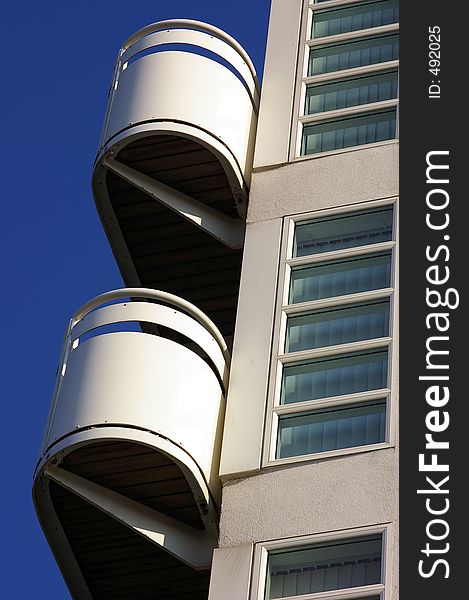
[249,142,399,223]
[214,141,400,599]
[219,448,398,546]
[214,0,400,595]
[219,448,399,598]
[220,142,399,479]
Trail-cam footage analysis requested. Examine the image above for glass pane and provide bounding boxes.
[290,252,392,303]
[277,400,386,458]
[286,301,390,353]
[280,349,388,405]
[266,535,382,598]
[309,33,399,76]
[311,0,399,39]
[302,109,396,155]
[305,70,398,115]
[293,207,393,258]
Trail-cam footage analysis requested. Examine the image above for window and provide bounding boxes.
[285,301,390,352]
[302,109,396,155]
[266,203,396,464]
[293,206,393,255]
[289,252,392,303]
[305,70,398,115]
[252,526,389,600]
[308,35,399,76]
[311,0,399,39]
[295,0,399,157]
[277,400,386,458]
[281,349,388,404]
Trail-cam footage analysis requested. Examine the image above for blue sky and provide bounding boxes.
[2,1,269,597]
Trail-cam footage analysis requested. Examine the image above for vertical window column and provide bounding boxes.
[266,204,396,463]
[295,0,399,156]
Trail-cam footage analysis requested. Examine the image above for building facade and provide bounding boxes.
[33,1,399,598]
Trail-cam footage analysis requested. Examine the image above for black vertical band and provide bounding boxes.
[400,3,464,597]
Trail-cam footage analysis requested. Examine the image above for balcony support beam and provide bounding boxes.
[103,155,245,249]
[45,465,216,570]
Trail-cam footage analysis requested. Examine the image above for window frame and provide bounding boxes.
[250,523,392,600]
[290,0,399,160]
[300,107,398,156]
[309,0,399,40]
[263,198,398,467]
[303,68,399,116]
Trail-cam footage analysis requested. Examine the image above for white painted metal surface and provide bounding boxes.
[37,425,220,530]
[33,288,230,580]
[219,219,283,477]
[208,544,254,600]
[38,289,228,494]
[253,0,303,168]
[103,155,245,248]
[98,20,259,192]
[48,331,222,469]
[45,465,215,569]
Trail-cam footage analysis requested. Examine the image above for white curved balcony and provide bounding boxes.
[90,21,260,343]
[33,289,229,598]
[95,19,260,219]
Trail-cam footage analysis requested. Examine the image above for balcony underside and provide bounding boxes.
[37,440,212,599]
[94,134,243,340]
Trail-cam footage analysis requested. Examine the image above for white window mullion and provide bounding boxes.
[263,583,385,600]
[299,99,398,126]
[302,60,399,87]
[306,22,399,48]
[274,388,390,416]
[309,0,381,11]
[251,525,390,600]
[278,336,392,364]
[287,240,395,267]
[283,288,394,316]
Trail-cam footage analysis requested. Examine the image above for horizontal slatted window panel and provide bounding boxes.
[311,0,399,39]
[277,400,386,458]
[289,252,392,303]
[308,33,399,76]
[266,534,383,598]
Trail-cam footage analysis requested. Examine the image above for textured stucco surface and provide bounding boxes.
[219,448,398,546]
[248,142,399,222]
[217,139,400,597]
[218,447,399,597]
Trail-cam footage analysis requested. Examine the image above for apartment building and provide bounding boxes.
[33,1,399,598]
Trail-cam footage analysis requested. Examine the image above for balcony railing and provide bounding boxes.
[38,287,228,493]
[33,289,230,596]
[89,22,261,346]
[96,19,260,203]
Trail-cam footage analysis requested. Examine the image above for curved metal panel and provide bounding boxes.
[33,474,93,600]
[120,29,258,102]
[35,427,218,514]
[121,20,259,89]
[45,334,225,484]
[97,20,259,211]
[33,430,218,598]
[72,287,230,363]
[71,302,227,381]
[37,289,229,514]
[96,120,249,200]
[105,51,256,179]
